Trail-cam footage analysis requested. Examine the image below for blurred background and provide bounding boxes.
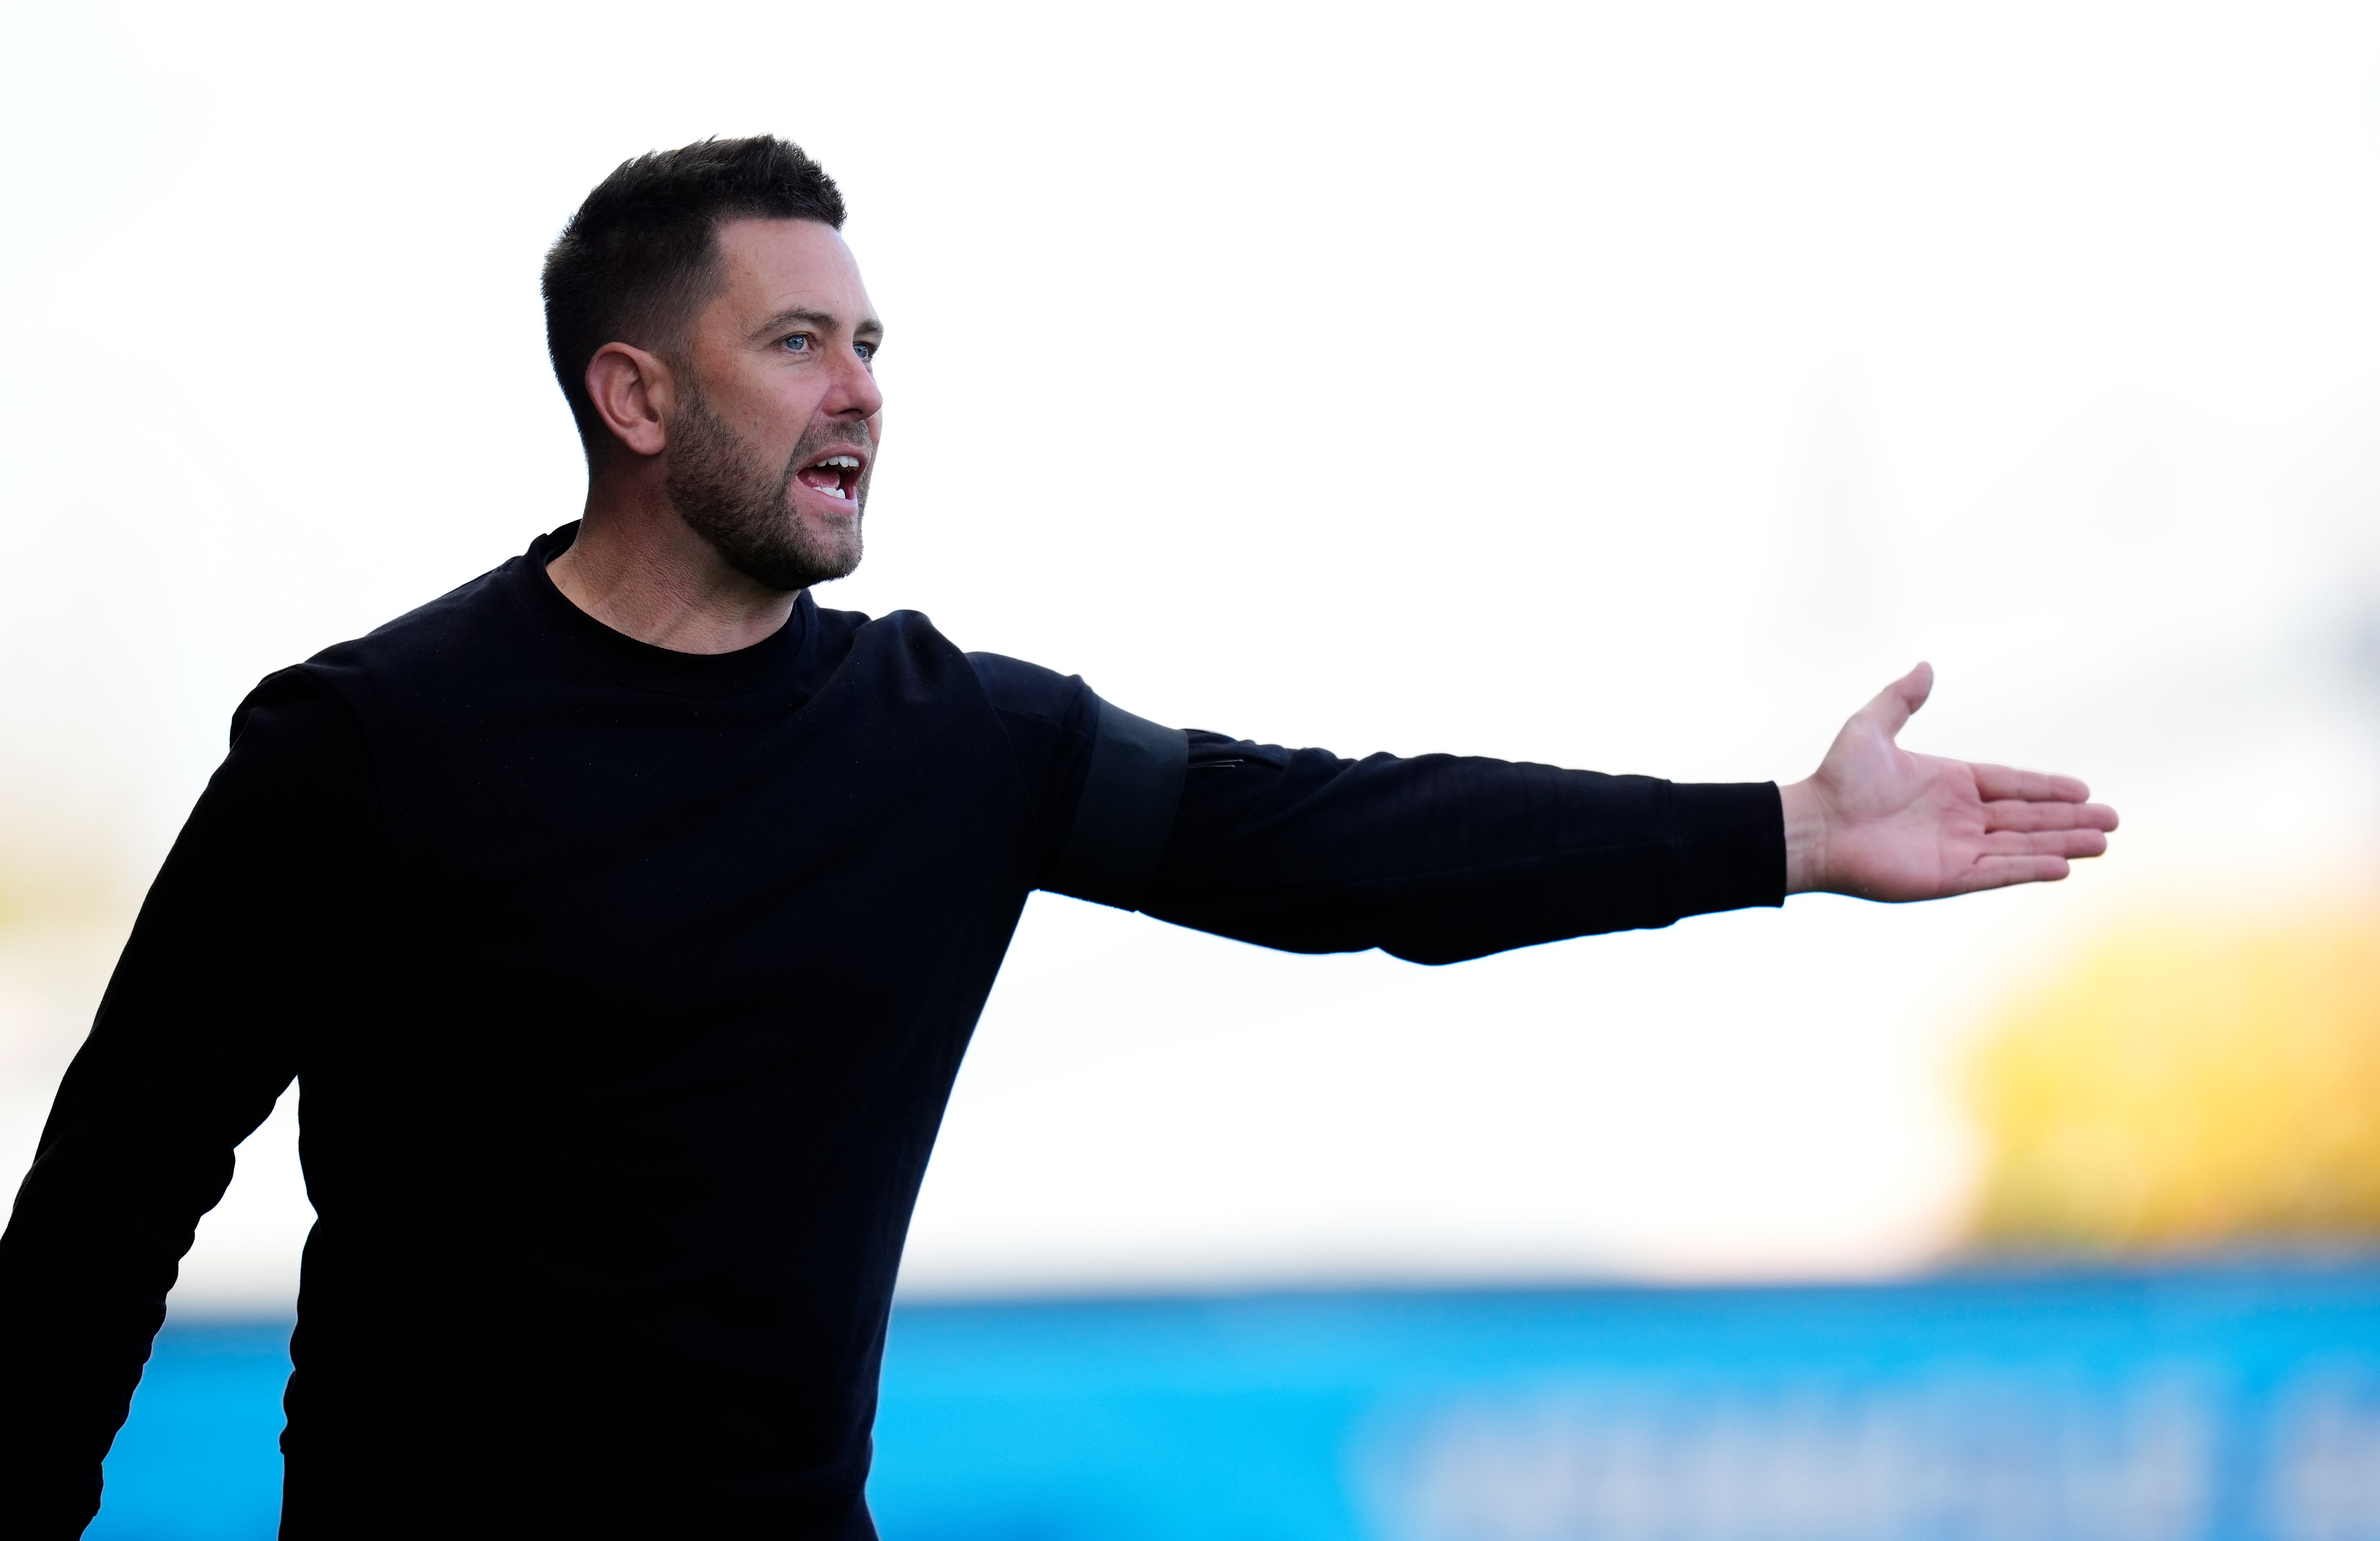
[5,0,2380,1535]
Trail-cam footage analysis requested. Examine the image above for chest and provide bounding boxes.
[352,630,1035,1063]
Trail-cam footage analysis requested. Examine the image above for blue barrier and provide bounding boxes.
[91,1264,2380,1540]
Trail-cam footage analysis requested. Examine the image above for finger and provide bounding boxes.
[1959,854,2072,891]
[1982,829,2109,859]
[1861,662,1934,739]
[1971,762,2093,804]
[1982,799,2121,833]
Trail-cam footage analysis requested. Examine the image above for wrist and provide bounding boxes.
[1779,778,1829,895]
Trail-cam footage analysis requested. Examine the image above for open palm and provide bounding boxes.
[1781,664,2117,900]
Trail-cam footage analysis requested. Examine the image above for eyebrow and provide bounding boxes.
[752,306,884,343]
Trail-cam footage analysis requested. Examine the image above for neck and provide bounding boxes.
[546,470,799,655]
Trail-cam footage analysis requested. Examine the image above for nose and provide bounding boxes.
[826,343,884,423]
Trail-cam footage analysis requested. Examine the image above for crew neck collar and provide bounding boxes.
[507,521,812,698]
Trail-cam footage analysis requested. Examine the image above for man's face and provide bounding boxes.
[664,218,884,592]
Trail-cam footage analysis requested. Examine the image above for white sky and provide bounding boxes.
[2,0,2378,1305]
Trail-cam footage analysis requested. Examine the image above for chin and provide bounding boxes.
[793,524,863,587]
[808,523,863,581]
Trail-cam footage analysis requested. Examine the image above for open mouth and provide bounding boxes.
[794,453,865,502]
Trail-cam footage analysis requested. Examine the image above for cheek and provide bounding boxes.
[730,375,827,444]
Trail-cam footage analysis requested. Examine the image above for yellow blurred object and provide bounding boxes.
[1969,918,2380,1251]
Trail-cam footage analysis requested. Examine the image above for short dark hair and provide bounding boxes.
[542,136,846,457]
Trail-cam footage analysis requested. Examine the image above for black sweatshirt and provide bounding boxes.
[0,524,1784,1537]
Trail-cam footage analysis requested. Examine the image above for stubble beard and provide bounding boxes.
[664,383,868,594]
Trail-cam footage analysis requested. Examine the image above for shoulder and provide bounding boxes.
[809,603,1018,709]
[203,538,569,774]
[307,560,518,679]
[229,663,360,745]
[962,650,1092,725]
[217,666,377,811]
[221,560,514,744]
[270,548,554,728]
[803,611,1099,754]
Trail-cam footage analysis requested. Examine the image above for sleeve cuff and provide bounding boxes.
[1672,781,1787,917]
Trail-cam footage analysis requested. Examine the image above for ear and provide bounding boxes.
[585,342,676,458]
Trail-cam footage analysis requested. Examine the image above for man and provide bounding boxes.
[0,137,2114,1537]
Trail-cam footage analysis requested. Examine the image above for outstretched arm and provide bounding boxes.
[1781,662,2117,900]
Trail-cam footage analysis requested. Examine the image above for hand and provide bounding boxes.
[1781,663,2117,900]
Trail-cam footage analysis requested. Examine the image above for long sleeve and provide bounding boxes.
[973,642,1789,965]
[1140,731,1783,965]
[0,668,377,1537]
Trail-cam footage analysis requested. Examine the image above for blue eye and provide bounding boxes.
[855,342,876,362]
[781,333,813,353]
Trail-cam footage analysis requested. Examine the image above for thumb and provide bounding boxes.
[1861,661,1934,740]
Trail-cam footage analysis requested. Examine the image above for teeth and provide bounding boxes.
[817,455,860,469]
